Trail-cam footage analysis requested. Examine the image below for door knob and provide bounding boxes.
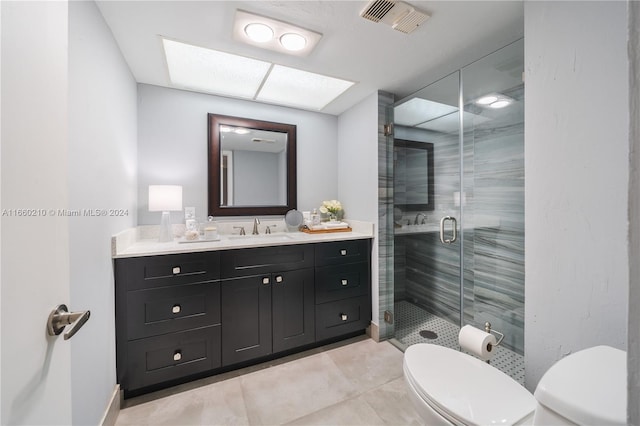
[47,304,90,340]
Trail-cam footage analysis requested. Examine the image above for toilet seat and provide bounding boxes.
[404,344,536,425]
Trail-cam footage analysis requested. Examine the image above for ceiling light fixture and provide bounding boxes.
[162,38,354,111]
[476,95,499,105]
[475,93,514,109]
[280,33,307,51]
[244,23,274,43]
[233,10,322,57]
[488,99,511,109]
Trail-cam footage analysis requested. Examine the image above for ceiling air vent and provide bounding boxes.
[360,0,430,34]
[360,0,396,23]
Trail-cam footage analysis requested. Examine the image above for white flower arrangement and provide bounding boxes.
[319,200,343,218]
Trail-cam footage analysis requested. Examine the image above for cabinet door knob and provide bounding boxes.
[340,314,348,321]
[172,266,181,275]
[172,304,181,314]
[173,351,182,361]
[340,249,347,256]
[262,277,270,285]
[275,275,283,283]
[341,279,348,286]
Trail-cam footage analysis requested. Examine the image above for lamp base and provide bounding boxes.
[158,211,173,242]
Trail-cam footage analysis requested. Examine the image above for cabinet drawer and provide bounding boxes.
[315,262,369,304]
[315,239,369,267]
[127,282,220,340]
[124,325,221,392]
[115,251,220,291]
[221,245,313,278]
[315,295,371,341]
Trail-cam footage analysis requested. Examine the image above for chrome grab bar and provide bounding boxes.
[439,216,458,244]
[47,304,90,340]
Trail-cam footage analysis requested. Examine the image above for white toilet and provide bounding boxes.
[403,344,627,425]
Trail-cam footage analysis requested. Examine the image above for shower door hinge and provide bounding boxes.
[384,310,394,324]
[383,123,393,136]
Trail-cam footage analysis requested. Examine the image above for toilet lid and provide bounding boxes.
[404,344,535,426]
[534,345,626,425]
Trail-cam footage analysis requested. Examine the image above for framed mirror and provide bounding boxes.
[208,113,297,216]
[394,139,435,211]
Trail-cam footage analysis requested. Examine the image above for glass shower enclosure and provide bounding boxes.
[388,40,525,383]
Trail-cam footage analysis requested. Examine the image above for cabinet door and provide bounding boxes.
[221,275,272,366]
[272,268,315,353]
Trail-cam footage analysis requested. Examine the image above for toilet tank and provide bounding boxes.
[533,345,626,425]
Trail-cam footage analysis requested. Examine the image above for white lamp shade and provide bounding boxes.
[149,185,183,212]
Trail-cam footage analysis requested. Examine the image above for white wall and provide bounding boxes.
[628,2,640,423]
[337,92,379,324]
[524,1,629,390]
[137,84,338,224]
[68,2,137,424]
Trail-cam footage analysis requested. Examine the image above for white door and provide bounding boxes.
[1,2,77,423]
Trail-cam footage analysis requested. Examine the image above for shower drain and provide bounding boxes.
[419,330,438,339]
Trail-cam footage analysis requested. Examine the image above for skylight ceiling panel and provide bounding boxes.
[256,65,354,111]
[394,97,459,127]
[163,38,271,99]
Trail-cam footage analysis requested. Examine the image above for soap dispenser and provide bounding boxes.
[204,216,218,240]
[311,209,321,226]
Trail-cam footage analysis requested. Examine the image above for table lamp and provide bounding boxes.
[149,185,183,242]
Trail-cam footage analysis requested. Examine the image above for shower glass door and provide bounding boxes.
[392,70,464,349]
[390,39,525,383]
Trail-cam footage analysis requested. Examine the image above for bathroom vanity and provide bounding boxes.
[113,225,372,397]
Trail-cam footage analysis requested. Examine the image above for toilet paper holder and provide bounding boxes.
[484,322,505,349]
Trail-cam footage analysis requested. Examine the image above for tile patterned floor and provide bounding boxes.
[115,336,423,426]
[390,300,525,385]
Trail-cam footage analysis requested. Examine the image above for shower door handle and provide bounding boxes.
[439,216,458,244]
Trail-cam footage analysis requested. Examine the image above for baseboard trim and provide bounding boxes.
[100,385,121,426]
[367,322,380,342]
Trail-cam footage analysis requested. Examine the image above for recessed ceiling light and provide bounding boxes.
[476,95,499,105]
[487,99,511,109]
[233,10,322,57]
[244,23,274,43]
[280,33,306,51]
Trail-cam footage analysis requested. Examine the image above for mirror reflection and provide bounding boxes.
[208,114,297,216]
[219,126,288,207]
[394,139,434,211]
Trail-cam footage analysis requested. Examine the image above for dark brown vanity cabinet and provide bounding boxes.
[115,239,371,396]
[114,251,222,394]
[220,245,315,366]
[315,240,372,341]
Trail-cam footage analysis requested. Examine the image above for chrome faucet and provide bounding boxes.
[252,218,260,235]
[414,212,426,225]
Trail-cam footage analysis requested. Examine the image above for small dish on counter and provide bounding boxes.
[178,236,221,243]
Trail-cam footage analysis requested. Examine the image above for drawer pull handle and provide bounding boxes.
[173,351,182,361]
[172,266,181,275]
[275,275,283,283]
[340,314,348,321]
[172,304,181,314]
[262,277,270,285]
[340,249,347,256]
[341,279,348,286]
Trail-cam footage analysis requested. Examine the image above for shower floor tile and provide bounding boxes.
[391,301,525,385]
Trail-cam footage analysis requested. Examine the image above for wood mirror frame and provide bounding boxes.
[208,113,297,216]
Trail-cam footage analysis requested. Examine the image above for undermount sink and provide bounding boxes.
[226,233,296,242]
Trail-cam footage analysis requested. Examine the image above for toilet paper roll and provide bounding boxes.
[458,325,497,361]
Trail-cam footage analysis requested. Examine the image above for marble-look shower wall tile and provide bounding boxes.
[377,91,395,340]
[395,86,525,354]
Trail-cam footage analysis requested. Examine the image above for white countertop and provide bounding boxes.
[112,220,375,258]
